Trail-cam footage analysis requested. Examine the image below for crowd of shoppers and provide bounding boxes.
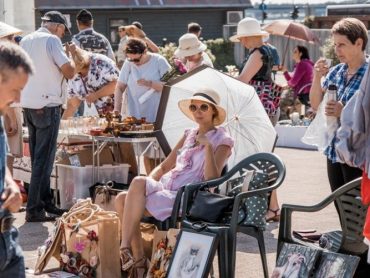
[1,6,370,277]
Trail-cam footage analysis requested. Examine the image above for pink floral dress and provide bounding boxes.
[145,127,234,221]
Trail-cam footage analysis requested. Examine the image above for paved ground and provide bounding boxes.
[14,147,339,277]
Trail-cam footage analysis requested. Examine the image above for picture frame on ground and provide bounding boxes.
[272,243,321,278]
[166,229,218,278]
[314,251,360,278]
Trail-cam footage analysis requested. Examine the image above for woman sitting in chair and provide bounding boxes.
[114,88,234,277]
[282,45,314,107]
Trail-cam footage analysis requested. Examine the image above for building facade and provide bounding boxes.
[34,0,251,48]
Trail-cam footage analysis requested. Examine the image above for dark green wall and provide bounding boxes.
[35,8,241,49]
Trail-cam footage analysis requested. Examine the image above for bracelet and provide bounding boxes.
[149,80,153,87]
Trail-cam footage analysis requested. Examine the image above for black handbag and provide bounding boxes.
[187,190,234,223]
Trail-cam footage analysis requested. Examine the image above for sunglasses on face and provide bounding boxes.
[127,54,143,63]
[189,103,210,113]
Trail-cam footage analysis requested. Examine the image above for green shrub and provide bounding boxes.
[159,42,177,62]
[205,38,235,71]
[159,38,235,72]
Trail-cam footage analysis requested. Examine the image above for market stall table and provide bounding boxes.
[275,124,317,150]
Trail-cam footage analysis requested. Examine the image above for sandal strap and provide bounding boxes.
[268,208,280,214]
[120,247,135,271]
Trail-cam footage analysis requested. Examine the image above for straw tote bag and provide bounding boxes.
[35,199,121,278]
[60,199,121,278]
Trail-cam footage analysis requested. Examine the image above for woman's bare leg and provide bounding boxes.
[266,189,280,220]
[116,177,147,259]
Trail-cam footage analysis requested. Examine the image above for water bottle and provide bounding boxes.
[327,84,337,102]
[319,234,332,249]
[326,84,339,128]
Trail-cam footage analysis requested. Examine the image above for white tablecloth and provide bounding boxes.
[275,125,318,150]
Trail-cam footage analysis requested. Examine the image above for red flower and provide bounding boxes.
[87,230,98,241]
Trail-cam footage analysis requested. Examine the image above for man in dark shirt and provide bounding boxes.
[72,9,116,62]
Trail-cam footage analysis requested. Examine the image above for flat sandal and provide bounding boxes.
[265,208,280,222]
[120,247,135,272]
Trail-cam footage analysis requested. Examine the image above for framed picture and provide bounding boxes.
[166,229,218,278]
[272,243,321,278]
[314,251,360,278]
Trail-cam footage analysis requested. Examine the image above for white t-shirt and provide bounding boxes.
[117,53,171,122]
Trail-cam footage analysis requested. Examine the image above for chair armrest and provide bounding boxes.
[277,189,340,256]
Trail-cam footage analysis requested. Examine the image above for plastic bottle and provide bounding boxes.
[326,84,339,128]
[327,84,337,102]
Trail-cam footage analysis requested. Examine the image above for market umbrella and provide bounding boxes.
[155,66,277,168]
[262,20,321,65]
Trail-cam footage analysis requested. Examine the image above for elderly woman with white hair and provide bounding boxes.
[231,17,281,222]
[175,33,213,72]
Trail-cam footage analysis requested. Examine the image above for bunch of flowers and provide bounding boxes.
[160,57,188,83]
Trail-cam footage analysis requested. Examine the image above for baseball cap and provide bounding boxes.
[76,9,93,22]
[41,11,71,34]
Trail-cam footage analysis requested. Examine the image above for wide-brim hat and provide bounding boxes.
[0,22,22,39]
[41,11,71,34]
[230,17,268,42]
[178,88,226,126]
[175,33,207,58]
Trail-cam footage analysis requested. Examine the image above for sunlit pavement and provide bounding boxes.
[15,147,337,277]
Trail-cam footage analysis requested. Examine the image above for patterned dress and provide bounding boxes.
[145,127,234,221]
[67,53,119,111]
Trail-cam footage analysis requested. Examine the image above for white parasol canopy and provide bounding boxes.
[156,66,277,168]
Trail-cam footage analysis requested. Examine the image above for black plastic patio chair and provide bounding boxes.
[277,177,368,258]
[181,152,286,278]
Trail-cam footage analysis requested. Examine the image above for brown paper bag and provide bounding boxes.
[147,229,179,278]
[140,223,157,259]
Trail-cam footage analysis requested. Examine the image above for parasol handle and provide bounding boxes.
[282,36,291,67]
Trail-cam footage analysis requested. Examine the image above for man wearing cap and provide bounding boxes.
[20,11,75,222]
[0,40,34,278]
[72,9,116,62]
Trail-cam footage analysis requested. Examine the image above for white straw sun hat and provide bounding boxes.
[175,33,207,58]
[0,22,22,39]
[230,17,268,43]
[178,88,226,126]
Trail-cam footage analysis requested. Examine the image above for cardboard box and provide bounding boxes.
[56,145,114,166]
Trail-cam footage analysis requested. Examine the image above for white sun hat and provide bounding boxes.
[230,17,268,43]
[175,33,207,58]
[0,22,22,39]
[178,88,226,126]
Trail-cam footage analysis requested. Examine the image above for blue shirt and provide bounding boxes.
[322,60,368,162]
[0,116,7,193]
